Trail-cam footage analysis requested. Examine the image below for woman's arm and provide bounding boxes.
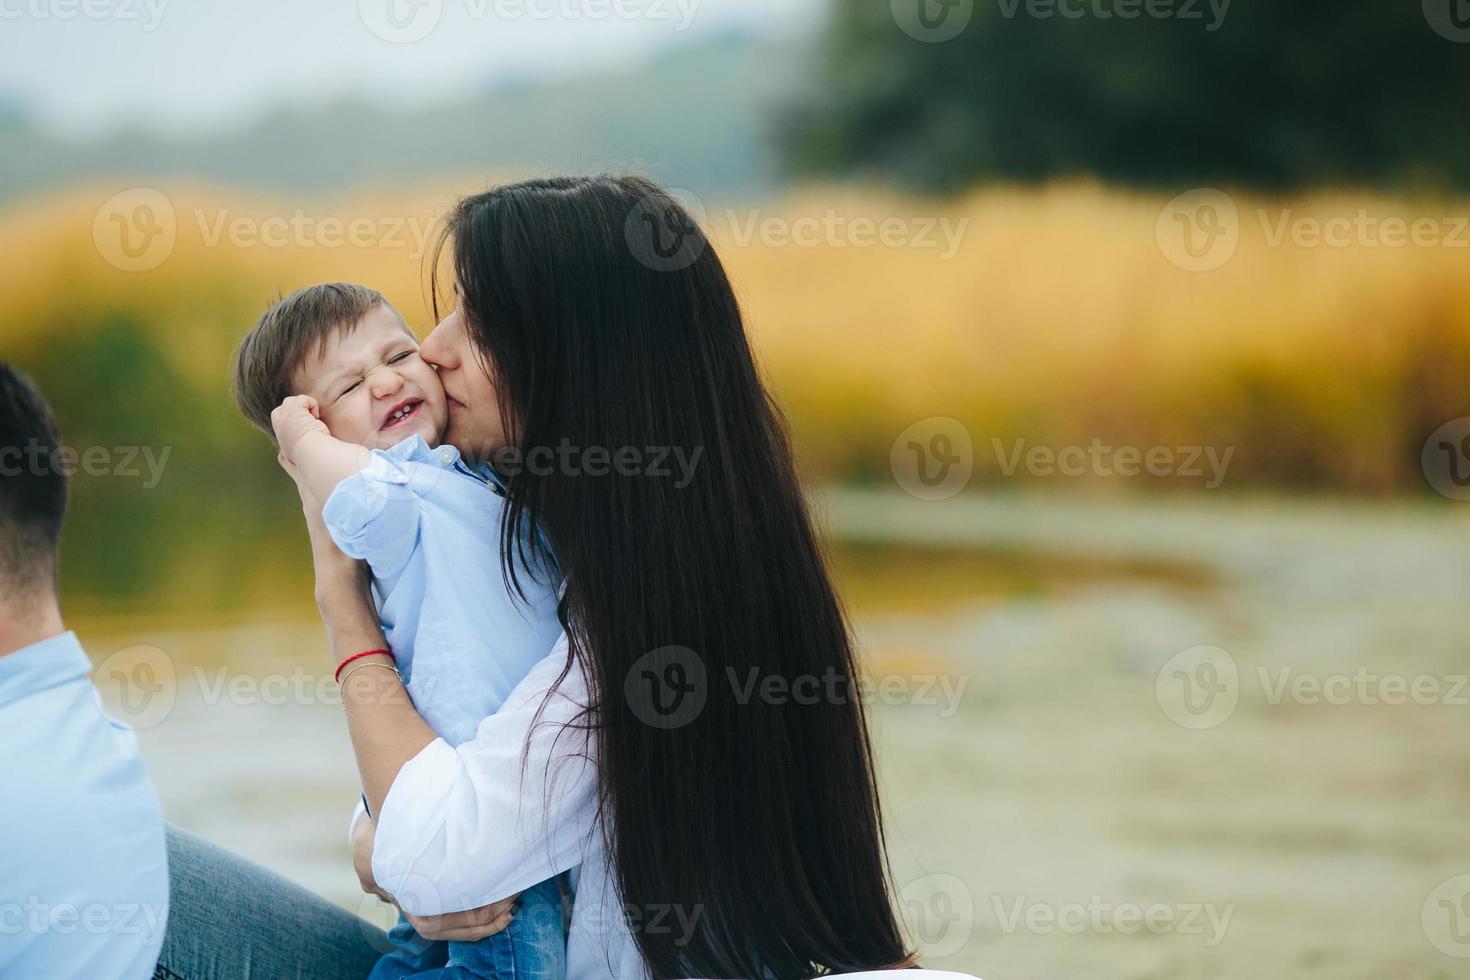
[294,460,436,818]
[366,638,597,915]
[296,479,520,940]
[283,455,588,940]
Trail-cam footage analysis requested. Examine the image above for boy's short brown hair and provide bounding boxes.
[232,283,386,441]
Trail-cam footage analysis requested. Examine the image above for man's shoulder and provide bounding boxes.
[3,664,165,834]
[0,649,169,972]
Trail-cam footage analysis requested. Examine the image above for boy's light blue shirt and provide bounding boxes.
[0,630,170,979]
[323,435,564,747]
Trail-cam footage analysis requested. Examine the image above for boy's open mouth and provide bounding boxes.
[380,398,423,431]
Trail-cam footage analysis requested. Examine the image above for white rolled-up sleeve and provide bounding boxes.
[370,635,598,915]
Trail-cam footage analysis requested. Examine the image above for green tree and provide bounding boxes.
[783,1,1470,193]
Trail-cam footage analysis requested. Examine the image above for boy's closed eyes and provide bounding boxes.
[292,304,448,452]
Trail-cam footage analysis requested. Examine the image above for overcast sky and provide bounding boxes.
[0,0,826,136]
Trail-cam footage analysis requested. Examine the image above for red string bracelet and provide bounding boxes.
[335,648,394,685]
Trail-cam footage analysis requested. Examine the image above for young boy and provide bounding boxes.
[233,283,568,980]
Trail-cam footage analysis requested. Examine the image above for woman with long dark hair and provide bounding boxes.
[153,176,915,979]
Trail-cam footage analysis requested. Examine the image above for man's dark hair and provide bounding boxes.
[232,282,386,442]
[0,362,67,606]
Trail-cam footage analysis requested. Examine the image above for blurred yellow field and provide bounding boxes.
[3,180,1468,493]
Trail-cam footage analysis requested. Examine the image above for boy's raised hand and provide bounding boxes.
[272,394,372,515]
[271,394,329,462]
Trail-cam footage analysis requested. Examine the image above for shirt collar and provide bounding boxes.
[383,435,508,493]
[0,630,91,709]
[458,456,558,570]
[382,434,454,465]
[468,457,509,493]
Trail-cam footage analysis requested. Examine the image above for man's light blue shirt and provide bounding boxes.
[0,630,170,979]
[323,435,564,747]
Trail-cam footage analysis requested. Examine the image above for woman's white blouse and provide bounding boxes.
[371,632,648,980]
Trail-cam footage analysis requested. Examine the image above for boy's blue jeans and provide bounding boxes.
[367,875,568,980]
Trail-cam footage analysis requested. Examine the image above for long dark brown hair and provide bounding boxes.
[433,175,912,979]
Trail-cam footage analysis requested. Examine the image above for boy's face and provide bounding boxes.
[293,304,448,451]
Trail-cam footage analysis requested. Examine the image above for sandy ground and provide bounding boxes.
[88,490,1470,979]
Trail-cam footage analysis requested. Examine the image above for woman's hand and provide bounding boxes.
[352,810,518,940]
[350,809,392,904]
[403,897,519,942]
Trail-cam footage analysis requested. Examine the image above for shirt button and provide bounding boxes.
[438,449,454,464]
